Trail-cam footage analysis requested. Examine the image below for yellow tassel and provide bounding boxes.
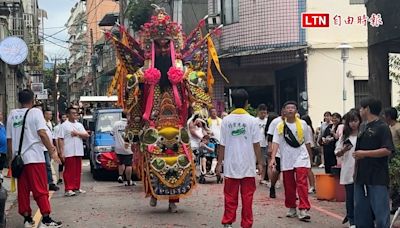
[11,177,16,192]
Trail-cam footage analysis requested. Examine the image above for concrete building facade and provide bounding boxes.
[208,0,307,114]
[306,0,400,124]
[0,0,40,114]
[209,0,400,124]
[67,1,88,102]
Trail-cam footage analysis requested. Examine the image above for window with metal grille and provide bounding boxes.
[222,0,239,25]
[354,80,369,108]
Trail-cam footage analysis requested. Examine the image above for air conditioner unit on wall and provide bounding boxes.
[208,14,221,28]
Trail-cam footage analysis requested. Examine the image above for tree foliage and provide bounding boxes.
[126,0,156,31]
[389,53,400,85]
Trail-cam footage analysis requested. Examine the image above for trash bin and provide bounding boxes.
[331,166,346,202]
[315,173,336,201]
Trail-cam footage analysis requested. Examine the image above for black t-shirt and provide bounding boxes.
[355,119,395,186]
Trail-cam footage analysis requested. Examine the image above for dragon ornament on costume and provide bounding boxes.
[106,4,228,204]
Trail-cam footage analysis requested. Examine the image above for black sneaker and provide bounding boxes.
[24,216,35,228]
[117,176,123,183]
[270,186,276,198]
[42,216,62,228]
[57,179,63,185]
[49,184,60,191]
[391,207,399,215]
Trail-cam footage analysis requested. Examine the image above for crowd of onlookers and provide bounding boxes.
[1,88,399,228]
[189,89,398,228]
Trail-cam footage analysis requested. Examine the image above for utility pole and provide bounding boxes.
[172,0,182,24]
[53,58,58,116]
[65,58,69,104]
[90,29,97,96]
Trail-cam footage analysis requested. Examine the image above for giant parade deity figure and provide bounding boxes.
[106,4,228,212]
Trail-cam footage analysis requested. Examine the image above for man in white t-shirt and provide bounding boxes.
[270,101,312,222]
[53,113,67,185]
[58,107,89,197]
[43,109,59,191]
[266,109,285,198]
[112,113,134,186]
[207,107,222,142]
[256,104,268,185]
[6,89,62,227]
[216,89,263,228]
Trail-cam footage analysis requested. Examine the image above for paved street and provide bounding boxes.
[3,162,399,228]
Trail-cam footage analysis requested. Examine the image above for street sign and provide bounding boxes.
[35,89,48,100]
[0,36,28,65]
[31,82,44,94]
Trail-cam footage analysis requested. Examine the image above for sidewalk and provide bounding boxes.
[1,169,17,217]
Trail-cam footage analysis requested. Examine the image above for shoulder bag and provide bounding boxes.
[11,109,30,178]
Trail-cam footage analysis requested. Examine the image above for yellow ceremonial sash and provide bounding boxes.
[231,108,249,115]
[277,117,304,144]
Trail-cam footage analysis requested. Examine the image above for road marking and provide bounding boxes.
[312,204,343,221]
[33,191,54,228]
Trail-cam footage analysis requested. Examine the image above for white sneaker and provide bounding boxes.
[349,225,356,228]
[286,208,297,218]
[318,164,325,168]
[64,190,76,197]
[168,202,178,213]
[298,209,311,221]
[74,189,86,194]
[149,196,157,207]
[308,187,316,194]
[39,218,62,228]
[275,181,281,189]
[259,180,268,185]
[223,224,233,228]
[24,221,35,228]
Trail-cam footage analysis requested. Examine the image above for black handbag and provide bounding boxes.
[11,109,30,178]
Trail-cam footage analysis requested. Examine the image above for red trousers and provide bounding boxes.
[18,163,51,216]
[63,156,82,191]
[282,167,311,210]
[222,177,256,228]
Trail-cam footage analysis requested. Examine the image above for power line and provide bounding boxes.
[44,26,67,30]
[43,37,69,50]
[42,33,69,43]
[46,0,104,40]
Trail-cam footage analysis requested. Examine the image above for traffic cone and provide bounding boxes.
[6,168,11,178]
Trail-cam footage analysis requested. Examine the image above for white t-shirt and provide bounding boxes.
[208,118,222,142]
[6,108,47,164]
[58,120,85,157]
[53,124,61,138]
[267,117,283,158]
[112,120,132,155]
[307,125,315,148]
[220,113,262,179]
[189,125,204,149]
[272,120,312,171]
[42,127,54,151]
[334,135,357,185]
[256,117,268,147]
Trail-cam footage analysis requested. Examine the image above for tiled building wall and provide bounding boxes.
[208,0,306,54]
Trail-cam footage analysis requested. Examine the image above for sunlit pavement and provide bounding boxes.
[4,163,400,228]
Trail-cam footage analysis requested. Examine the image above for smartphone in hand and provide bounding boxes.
[343,138,353,147]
